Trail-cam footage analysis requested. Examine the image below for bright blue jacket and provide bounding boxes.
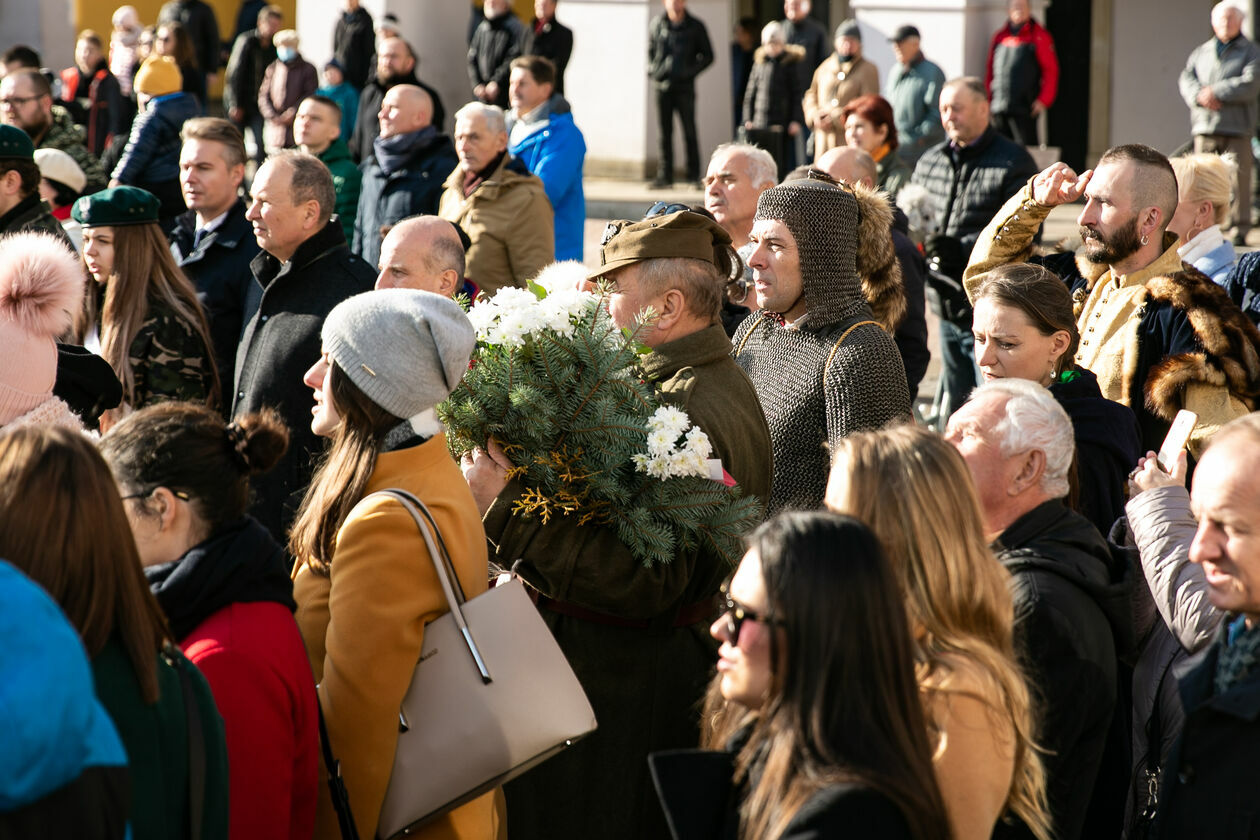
[509,100,586,262]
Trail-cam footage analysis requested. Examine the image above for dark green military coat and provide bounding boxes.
[487,323,772,840]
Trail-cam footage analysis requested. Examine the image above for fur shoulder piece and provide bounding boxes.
[753,44,806,64]
[1143,265,1260,420]
[851,181,906,333]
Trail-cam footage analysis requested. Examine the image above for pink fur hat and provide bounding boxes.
[0,233,84,425]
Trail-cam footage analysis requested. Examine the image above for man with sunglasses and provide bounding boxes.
[463,210,771,840]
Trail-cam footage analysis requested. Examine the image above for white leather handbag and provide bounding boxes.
[370,489,598,839]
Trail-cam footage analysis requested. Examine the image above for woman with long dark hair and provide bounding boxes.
[100,402,319,840]
[655,511,950,840]
[0,425,228,840]
[73,186,218,429]
[289,289,500,840]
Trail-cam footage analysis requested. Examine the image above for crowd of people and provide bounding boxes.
[5,1,1260,840]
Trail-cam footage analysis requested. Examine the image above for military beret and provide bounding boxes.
[0,125,34,161]
[71,186,161,227]
[589,210,733,280]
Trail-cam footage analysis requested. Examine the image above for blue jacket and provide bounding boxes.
[113,91,200,185]
[885,55,946,165]
[353,131,458,268]
[1188,238,1237,286]
[0,560,128,838]
[318,81,359,143]
[509,99,586,262]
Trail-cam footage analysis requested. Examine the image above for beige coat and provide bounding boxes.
[803,54,880,161]
[439,154,554,297]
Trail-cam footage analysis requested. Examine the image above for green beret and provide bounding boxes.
[72,186,161,227]
[0,125,34,161]
[589,210,733,280]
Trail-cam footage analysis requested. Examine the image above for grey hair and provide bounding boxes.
[711,142,777,188]
[1213,0,1245,21]
[761,21,785,44]
[972,378,1074,500]
[944,76,987,102]
[455,101,506,136]
[267,150,335,225]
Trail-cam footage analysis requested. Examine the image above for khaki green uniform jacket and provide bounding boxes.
[37,105,108,194]
[486,323,772,840]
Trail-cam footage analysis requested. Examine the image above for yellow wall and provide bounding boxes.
[72,0,299,98]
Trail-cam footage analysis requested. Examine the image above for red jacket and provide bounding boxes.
[182,601,319,840]
[59,64,122,156]
[984,18,1059,115]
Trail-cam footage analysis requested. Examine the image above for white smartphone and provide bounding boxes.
[1157,410,1198,472]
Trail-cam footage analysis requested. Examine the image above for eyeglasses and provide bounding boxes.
[716,582,781,642]
[644,201,691,219]
[121,488,190,502]
[0,95,40,108]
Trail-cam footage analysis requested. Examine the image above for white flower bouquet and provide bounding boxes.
[439,267,763,567]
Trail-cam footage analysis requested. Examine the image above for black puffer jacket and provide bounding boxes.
[741,45,804,128]
[333,6,375,90]
[992,499,1133,840]
[909,126,1038,261]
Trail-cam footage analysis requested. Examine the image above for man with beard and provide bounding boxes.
[348,37,445,162]
[0,70,106,194]
[964,144,1260,455]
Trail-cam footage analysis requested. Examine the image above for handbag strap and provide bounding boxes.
[317,697,361,840]
[367,489,493,684]
[172,649,204,840]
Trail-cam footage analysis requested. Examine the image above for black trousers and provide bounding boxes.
[992,111,1038,147]
[655,83,700,182]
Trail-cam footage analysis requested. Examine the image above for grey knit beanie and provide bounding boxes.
[755,175,863,327]
[321,289,475,419]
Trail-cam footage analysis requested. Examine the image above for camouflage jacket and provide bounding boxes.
[0,192,75,251]
[127,294,218,409]
[37,105,108,194]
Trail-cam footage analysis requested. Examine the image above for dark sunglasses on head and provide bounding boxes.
[644,201,691,219]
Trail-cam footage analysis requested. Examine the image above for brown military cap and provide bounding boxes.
[589,210,733,280]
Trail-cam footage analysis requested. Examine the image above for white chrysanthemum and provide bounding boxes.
[646,427,675,456]
[653,406,690,438]
[684,427,712,459]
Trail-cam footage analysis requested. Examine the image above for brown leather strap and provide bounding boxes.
[534,594,718,629]
[825,319,879,375]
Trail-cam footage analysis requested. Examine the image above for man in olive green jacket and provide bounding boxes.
[463,211,772,840]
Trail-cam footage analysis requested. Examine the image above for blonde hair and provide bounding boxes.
[273,28,299,48]
[825,423,1051,840]
[1170,152,1236,228]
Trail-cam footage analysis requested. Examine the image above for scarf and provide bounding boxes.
[146,516,296,640]
[462,149,507,197]
[372,124,437,177]
[1177,224,1226,265]
[1216,616,1260,695]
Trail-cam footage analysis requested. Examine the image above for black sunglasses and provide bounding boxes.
[717,581,780,642]
[644,201,691,219]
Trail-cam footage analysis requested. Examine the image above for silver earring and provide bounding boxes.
[1141,234,1149,246]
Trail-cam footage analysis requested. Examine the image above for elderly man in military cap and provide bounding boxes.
[734,170,910,514]
[0,124,73,247]
[463,210,772,840]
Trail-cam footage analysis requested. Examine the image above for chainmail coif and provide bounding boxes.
[754,175,865,329]
[735,174,910,514]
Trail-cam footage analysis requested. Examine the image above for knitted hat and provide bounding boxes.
[589,210,733,280]
[0,232,85,426]
[0,124,35,161]
[34,148,86,194]
[835,19,861,41]
[322,289,475,419]
[72,185,160,227]
[755,172,863,327]
[133,54,182,97]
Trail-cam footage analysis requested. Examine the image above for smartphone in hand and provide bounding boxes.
[1157,410,1198,472]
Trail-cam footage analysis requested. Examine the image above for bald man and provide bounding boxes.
[817,146,930,395]
[374,214,470,298]
[353,84,458,267]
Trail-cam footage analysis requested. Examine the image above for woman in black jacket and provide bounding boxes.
[651,512,950,840]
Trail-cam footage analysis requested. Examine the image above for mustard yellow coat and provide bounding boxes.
[293,434,501,840]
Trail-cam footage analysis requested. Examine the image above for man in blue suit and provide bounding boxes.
[506,54,585,262]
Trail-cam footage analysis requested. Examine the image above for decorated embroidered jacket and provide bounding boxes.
[964,183,1260,456]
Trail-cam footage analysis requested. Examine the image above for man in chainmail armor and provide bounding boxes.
[733,170,910,513]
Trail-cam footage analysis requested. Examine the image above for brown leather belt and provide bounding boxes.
[533,593,719,630]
